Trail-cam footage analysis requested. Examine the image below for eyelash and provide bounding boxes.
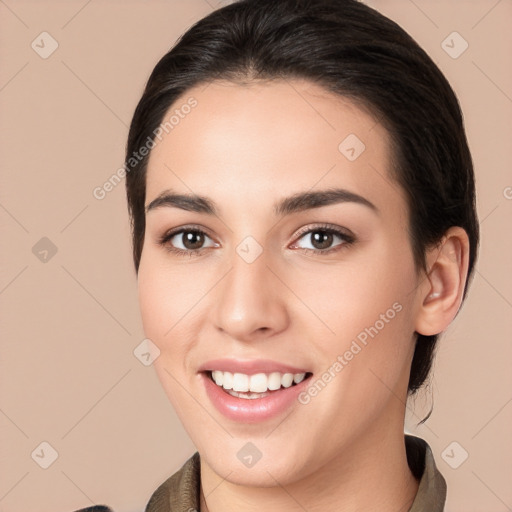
[157,223,356,257]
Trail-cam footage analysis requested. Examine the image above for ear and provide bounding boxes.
[415,226,471,336]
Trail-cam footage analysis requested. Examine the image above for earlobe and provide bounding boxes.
[415,227,470,336]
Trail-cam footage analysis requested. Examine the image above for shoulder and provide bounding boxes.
[145,451,201,512]
[406,434,447,512]
[69,452,200,512]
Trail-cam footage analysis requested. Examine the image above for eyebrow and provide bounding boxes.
[145,187,378,216]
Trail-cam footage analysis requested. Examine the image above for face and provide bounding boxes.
[138,79,424,486]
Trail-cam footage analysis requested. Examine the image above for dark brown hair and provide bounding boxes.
[125,0,479,394]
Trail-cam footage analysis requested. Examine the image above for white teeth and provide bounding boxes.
[281,373,294,388]
[222,371,233,389]
[227,389,271,400]
[210,370,308,393]
[249,373,268,393]
[293,373,306,384]
[267,372,282,390]
[212,370,224,386]
[233,373,249,392]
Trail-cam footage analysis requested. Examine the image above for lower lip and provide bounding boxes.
[201,372,312,423]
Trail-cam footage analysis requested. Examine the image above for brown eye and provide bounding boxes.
[291,225,355,255]
[309,231,334,250]
[158,226,219,256]
[180,230,206,250]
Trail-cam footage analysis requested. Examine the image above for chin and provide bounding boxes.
[201,440,312,486]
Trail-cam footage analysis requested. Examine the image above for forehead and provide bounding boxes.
[145,79,404,218]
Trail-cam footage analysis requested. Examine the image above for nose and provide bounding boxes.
[212,245,290,342]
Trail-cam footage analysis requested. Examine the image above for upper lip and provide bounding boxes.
[198,358,310,375]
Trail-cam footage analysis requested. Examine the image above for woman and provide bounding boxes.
[78,0,478,510]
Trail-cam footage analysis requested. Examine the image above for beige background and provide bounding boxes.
[1,0,511,511]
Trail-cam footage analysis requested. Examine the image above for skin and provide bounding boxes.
[137,79,469,511]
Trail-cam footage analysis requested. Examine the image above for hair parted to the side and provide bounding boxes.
[125,0,479,394]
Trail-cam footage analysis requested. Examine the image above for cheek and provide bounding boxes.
[137,269,171,343]
[137,260,189,378]
[293,244,416,338]
[137,251,208,341]
[137,251,223,391]
[137,260,201,412]
[291,239,417,396]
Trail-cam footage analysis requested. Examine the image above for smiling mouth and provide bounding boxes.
[204,370,314,399]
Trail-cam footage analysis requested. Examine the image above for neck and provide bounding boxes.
[199,424,419,512]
